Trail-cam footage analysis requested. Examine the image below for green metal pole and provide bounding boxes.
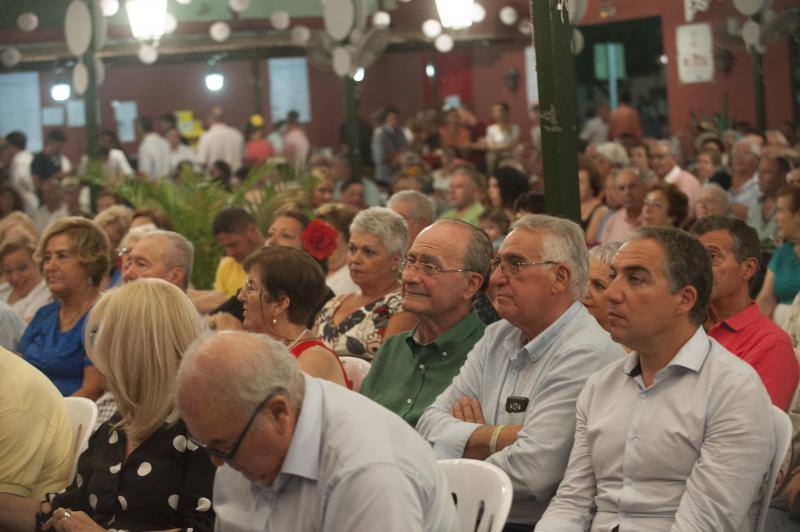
[83,0,100,161]
[530,0,580,223]
[750,49,766,133]
[344,76,363,179]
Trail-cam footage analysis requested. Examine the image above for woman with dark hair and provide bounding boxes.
[641,182,689,228]
[578,157,608,232]
[487,166,530,220]
[240,246,349,386]
[0,185,25,219]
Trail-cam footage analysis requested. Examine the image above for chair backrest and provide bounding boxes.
[438,458,513,532]
[755,405,793,532]
[339,356,371,392]
[63,397,98,484]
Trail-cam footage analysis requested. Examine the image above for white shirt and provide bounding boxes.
[169,144,198,173]
[1,279,51,323]
[197,123,244,172]
[485,123,520,150]
[535,328,774,532]
[325,265,359,296]
[213,376,458,532]
[0,299,24,352]
[9,150,38,214]
[580,116,609,146]
[32,203,69,233]
[137,133,171,179]
[283,127,310,172]
[79,149,133,179]
[730,173,761,211]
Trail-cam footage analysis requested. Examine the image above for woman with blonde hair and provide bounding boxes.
[0,232,51,322]
[24,279,216,532]
[18,217,109,398]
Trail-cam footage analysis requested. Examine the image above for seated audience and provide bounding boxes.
[122,229,194,290]
[19,217,108,398]
[694,149,730,188]
[0,348,73,531]
[757,184,800,329]
[582,241,622,333]
[627,141,653,181]
[535,226,774,532]
[177,331,458,531]
[479,208,511,250]
[512,191,546,219]
[729,138,762,219]
[316,207,417,360]
[265,207,308,249]
[578,159,608,234]
[0,233,51,322]
[232,246,348,386]
[417,214,624,528]
[488,166,530,221]
[692,215,798,410]
[93,205,134,288]
[315,203,360,296]
[32,179,69,233]
[338,178,368,211]
[439,167,485,226]
[641,182,689,228]
[0,185,25,219]
[695,182,731,220]
[309,168,335,208]
[387,190,436,249]
[360,220,491,426]
[34,279,216,532]
[598,168,646,243]
[747,153,789,243]
[651,140,701,212]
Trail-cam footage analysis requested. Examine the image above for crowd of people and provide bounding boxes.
[1,95,800,532]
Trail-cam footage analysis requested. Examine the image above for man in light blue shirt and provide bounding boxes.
[535,226,774,532]
[177,331,458,532]
[416,214,624,528]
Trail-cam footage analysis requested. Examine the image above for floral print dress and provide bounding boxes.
[315,290,403,361]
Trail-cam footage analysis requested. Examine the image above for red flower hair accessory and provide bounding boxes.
[301,220,339,261]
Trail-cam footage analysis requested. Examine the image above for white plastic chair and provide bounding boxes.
[63,397,98,484]
[438,458,513,532]
[755,405,792,532]
[339,356,371,391]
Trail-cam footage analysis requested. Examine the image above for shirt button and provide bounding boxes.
[406,398,413,404]
[442,351,448,357]
[419,364,425,370]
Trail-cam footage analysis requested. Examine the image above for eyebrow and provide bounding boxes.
[618,264,652,277]
[497,252,527,262]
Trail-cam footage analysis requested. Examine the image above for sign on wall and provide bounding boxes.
[267,57,312,124]
[677,23,714,84]
[0,72,42,151]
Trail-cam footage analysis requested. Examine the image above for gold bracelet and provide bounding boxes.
[489,424,506,454]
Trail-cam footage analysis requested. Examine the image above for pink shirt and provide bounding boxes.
[664,166,701,213]
[708,302,798,410]
[599,208,642,243]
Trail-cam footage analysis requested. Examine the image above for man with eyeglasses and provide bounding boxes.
[417,214,624,530]
[360,219,491,426]
[176,331,458,532]
[599,168,646,244]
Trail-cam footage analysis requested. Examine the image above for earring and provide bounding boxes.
[272,317,277,325]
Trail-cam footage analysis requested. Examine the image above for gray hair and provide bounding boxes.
[431,219,493,281]
[177,331,305,414]
[653,140,676,157]
[588,241,622,265]
[698,183,731,214]
[350,206,408,256]
[734,138,761,158]
[596,142,630,168]
[387,190,436,224]
[138,230,195,289]
[511,214,589,300]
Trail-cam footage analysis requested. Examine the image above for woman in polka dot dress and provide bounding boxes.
[37,280,215,532]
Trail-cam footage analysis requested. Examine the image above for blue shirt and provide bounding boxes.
[212,375,458,532]
[18,301,91,396]
[769,242,800,304]
[416,301,625,525]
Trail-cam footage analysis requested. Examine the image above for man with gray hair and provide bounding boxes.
[387,190,436,249]
[650,140,701,213]
[417,214,624,529]
[176,331,458,532]
[360,219,491,426]
[123,229,194,290]
[439,167,485,226]
[729,138,762,219]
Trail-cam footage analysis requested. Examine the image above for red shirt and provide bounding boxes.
[708,303,798,410]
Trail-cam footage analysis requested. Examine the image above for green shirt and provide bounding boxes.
[360,310,486,427]
[438,202,485,227]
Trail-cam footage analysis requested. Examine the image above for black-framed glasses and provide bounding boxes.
[491,256,557,277]
[398,256,473,277]
[190,390,279,462]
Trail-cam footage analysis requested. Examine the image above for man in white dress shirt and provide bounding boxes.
[651,140,701,212]
[2,131,37,213]
[197,107,244,173]
[535,226,775,532]
[177,331,458,532]
[136,116,171,180]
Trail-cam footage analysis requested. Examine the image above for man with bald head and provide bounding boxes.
[197,106,244,172]
[177,331,458,532]
[122,229,194,290]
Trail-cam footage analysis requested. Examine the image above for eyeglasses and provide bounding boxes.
[491,256,557,277]
[242,279,259,293]
[399,256,472,277]
[190,390,279,462]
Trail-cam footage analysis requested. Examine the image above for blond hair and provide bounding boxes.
[0,231,37,263]
[85,279,204,443]
[94,205,134,243]
[0,212,37,243]
[35,217,110,285]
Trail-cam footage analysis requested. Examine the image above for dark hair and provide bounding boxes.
[5,131,26,150]
[630,226,712,325]
[211,160,233,189]
[648,182,689,228]
[159,113,177,130]
[698,149,722,167]
[0,185,25,215]
[340,178,364,194]
[778,184,800,214]
[286,110,300,124]
[690,214,761,289]
[315,203,358,242]
[132,207,173,230]
[273,205,310,232]
[763,154,792,176]
[478,207,511,235]
[212,207,257,235]
[513,192,546,215]
[46,129,66,143]
[382,106,399,122]
[494,101,510,114]
[578,155,602,196]
[491,167,530,210]
[137,116,155,133]
[243,246,327,325]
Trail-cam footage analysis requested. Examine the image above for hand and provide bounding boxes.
[44,508,106,532]
[452,396,486,424]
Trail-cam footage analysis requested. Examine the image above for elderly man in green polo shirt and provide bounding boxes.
[360,219,492,426]
[438,168,486,227]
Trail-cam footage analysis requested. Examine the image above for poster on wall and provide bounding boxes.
[111,100,138,142]
[677,23,714,84]
[0,72,42,151]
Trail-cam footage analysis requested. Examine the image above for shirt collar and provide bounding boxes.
[278,375,321,482]
[715,302,761,332]
[623,326,710,376]
[664,165,681,183]
[515,301,584,363]
[406,310,483,358]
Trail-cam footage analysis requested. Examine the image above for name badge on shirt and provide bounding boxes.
[505,396,529,414]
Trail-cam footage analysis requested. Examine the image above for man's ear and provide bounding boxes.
[551,264,572,295]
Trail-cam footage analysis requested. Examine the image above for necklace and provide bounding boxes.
[286,328,310,351]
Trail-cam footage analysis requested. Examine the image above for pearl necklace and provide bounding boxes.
[286,328,310,350]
